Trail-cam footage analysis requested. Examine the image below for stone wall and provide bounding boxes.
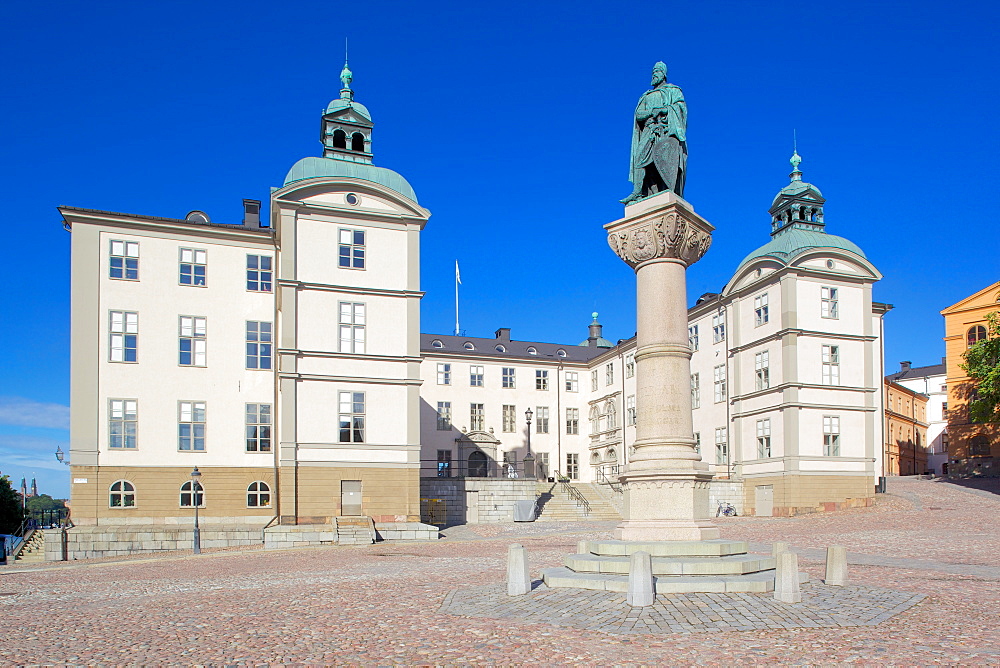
[707,479,744,516]
[420,478,536,526]
[55,524,265,560]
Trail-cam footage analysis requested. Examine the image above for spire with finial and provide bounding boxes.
[789,130,802,181]
[769,132,826,236]
[340,39,353,101]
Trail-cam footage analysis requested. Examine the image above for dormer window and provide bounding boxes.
[332,129,347,149]
[526,347,537,355]
[431,339,444,349]
[351,133,365,152]
[556,349,567,358]
[464,342,475,351]
[495,345,506,353]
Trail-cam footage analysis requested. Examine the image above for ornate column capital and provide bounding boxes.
[605,196,714,270]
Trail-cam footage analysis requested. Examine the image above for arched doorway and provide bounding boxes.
[468,451,488,477]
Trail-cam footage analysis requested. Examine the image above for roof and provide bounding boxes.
[885,360,947,382]
[578,336,613,348]
[59,206,273,234]
[420,333,608,363]
[735,227,866,273]
[325,98,371,120]
[771,179,823,206]
[283,157,418,203]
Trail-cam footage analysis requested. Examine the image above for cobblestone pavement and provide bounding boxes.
[1,478,998,665]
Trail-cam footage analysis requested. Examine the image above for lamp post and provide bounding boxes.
[523,408,535,479]
[54,446,70,466]
[190,467,202,555]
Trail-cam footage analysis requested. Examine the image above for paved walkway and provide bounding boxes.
[1,478,998,664]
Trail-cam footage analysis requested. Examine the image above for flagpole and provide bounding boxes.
[454,260,460,336]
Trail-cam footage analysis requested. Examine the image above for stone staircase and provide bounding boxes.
[15,530,46,563]
[534,482,622,521]
[335,516,375,545]
[542,539,808,594]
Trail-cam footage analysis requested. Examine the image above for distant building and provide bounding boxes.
[941,281,1000,476]
[882,378,929,475]
[885,360,947,474]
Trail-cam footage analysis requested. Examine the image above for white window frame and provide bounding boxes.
[437,363,451,385]
[338,302,366,354]
[626,395,636,426]
[715,427,728,465]
[691,373,701,409]
[178,401,206,451]
[109,240,139,280]
[109,310,138,363]
[823,415,841,456]
[436,401,452,431]
[339,391,366,443]
[590,370,598,392]
[108,399,138,449]
[625,354,635,378]
[754,293,769,327]
[536,369,549,391]
[109,480,135,508]
[688,325,699,351]
[536,406,550,434]
[179,480,205,508]
[822,344,841,385]
[179,316,207,367]
[338,228,366,269]
[246,321,273,370]
[245,403,272,452]
[565,371,579,392]
[821,286,839,319]
[605,363,614,386]
[756,419,772,458]
[179,248,207,287]
[502,404,516,432]
[502,367,516,389]
[470,365,484,387]
[247,481,271,508]
[566,407,579,435]
[470,403,484,431]
[713,364,727,403]
[754,350,770,391]
[246,254,273,292]
[712,311,725,343]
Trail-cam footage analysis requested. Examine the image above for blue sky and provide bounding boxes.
[2,0,997,498]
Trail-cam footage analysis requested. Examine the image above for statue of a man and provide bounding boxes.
[622,62,688,204]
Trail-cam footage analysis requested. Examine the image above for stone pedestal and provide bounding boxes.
[605,191,718,542]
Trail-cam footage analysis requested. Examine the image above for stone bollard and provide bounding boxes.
[577,540,590,555]
[773,551,801,603]
[507,544,531,596]
[771,542,789,556]
[627,550,655,607]
[825,545,848,586]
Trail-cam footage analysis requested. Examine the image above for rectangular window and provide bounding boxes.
[566,453,579,480]
[502,404,516,432]
[338,391,365,442]
[754,350,770,391]
[109,311,138,362]
[605,363,614,386]
[338,302,366,353]
[338,228,366,269]
[691,373,701,409]
[179,248,207,286]
[108,399,137,449]
[437,450,452,477]
[823,415,841,456]
[178,316,207,367]
[712,311,726,343]
[689,325,699,351]
[565,371,579,392]
[591,370,598,392]
[245,403,272,452]
[713,364,727,403]
[437,363,451,385]
[536,406,550,434]
[470,403,484,431]
[178,401,206,451]
[715,427,728,465]
[470,365,484,387]
[436,401,452,431]
[756,419,772,458]
[754,293,769,327]
[246,255,273,292]
[109,240,139,280]
[246,321,273,369]
[822,345,840,385]
[626,395,636,426]
[566,407,579,435]
[536,369,549,391]
[693,431,701,455]
[625,354,635,378]
[502,367,516,389]
[821,287,839,319]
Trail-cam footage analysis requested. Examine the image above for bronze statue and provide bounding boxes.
[622,62,687,204]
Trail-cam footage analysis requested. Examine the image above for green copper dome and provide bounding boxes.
[283,157,418,203]
[736,228,865,273]
[771,179,823,206]
[325,98,371,120]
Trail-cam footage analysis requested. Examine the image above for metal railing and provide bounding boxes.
[596,468,624,494]
[420,459,540,480]
[552,471,590,515]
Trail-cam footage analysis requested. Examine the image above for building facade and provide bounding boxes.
[941,281,1000,476]
[885,360,947,474]
[882,379,929,476]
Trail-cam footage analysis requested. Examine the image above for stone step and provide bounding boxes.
[541,566,809,594]
[565,552,775,576]
[585,539,749,558]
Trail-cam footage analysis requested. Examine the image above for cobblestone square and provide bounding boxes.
[2,478,999,664]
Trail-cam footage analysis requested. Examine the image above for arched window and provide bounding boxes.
[607,448,617,461]
[180,480,205,508]
[968,325,988,347]
[332,129,347,149]
[468,450,488,477]
[526,346,537,355]
[589,405,600,434]
[591,451,600,464]
[607,402,617,429]
[247,481,271,508]
[109,480,135,508]
[463,342,475,351]
[351,133,365,151]
[556,349,567,358]
[431,339,443,348]
[495,345,506,353]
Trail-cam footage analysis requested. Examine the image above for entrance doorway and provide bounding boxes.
[755,485,773,517]
[468,451,488,477]
[341,480,363,516]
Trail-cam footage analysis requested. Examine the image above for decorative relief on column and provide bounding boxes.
[623,479,711,491]
[608,210,712,269]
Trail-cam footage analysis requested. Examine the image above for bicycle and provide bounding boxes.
[716,501,737,517]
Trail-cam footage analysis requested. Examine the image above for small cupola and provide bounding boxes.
[320,58,374,164]
[768,150,826,237]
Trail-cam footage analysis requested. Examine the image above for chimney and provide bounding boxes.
[495,328,511,342]
[588,312,602,347]
[900,361,912,372]
[243,199,261,228]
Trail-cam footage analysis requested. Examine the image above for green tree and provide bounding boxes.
[0,474,26,535]
[961,311,1000,424]
[26,494,67,513]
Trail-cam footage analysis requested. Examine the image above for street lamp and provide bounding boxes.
[524,408,533,455]
[190,467,202,555]
[54,446,70,466]
[523,408,536,480]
